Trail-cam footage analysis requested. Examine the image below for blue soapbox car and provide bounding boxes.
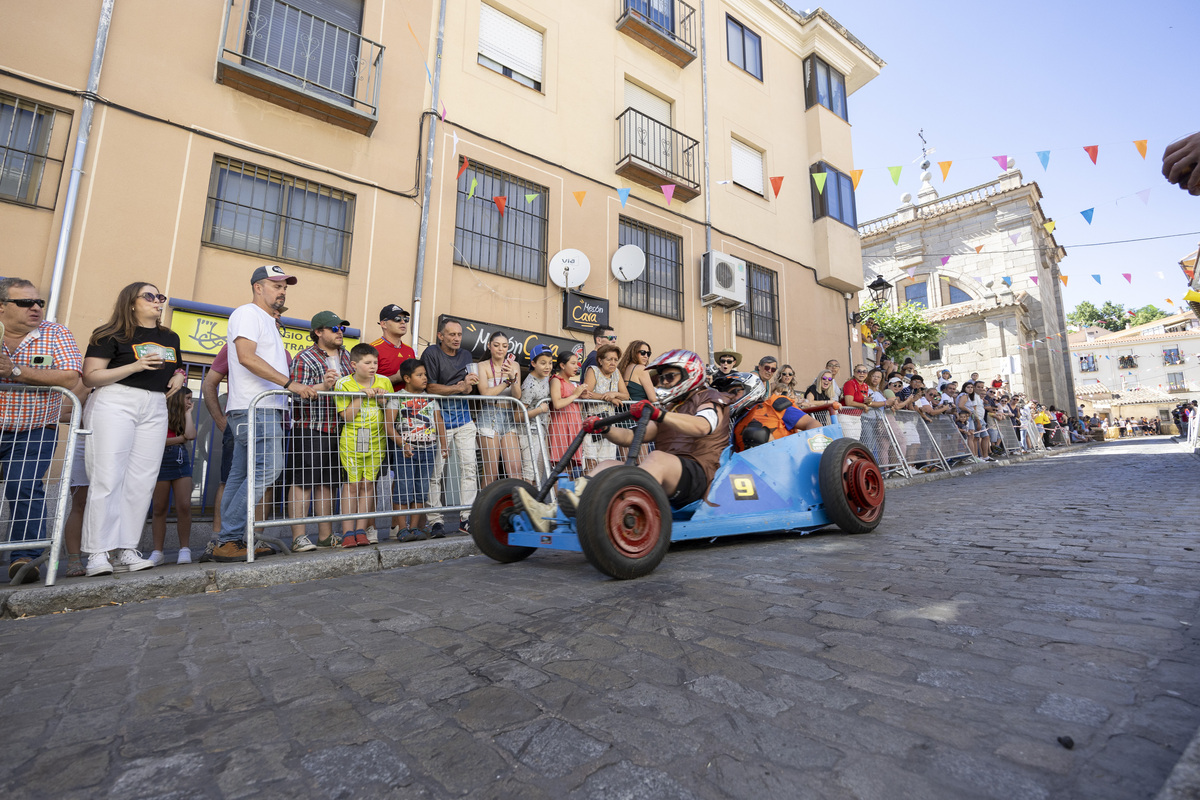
[468,404,886,580]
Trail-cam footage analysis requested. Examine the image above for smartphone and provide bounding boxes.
[30,354,53,367]
[505,353,516,365]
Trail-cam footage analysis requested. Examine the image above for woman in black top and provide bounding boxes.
[80,282,184,577]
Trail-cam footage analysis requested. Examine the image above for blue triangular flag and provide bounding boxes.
[1037,150,1050,170]
[1092,274,1101,284]
[1080,208,1094,224]
[1001,276,1012,287]
[617,188,631,207]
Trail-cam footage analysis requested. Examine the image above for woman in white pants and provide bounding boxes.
[82,282,185,576]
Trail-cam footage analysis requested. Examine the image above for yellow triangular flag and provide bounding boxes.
[1043,221,1056,234]
[1186,289,1200,303]
[974,245,984,254]
[938,161,952,181]
[812,172,828,194]
[850,169,863,190]
[1134,139,1148,159]
[1183,255,1198,268]
[573,191,586,207]
[1059,275,1068,287]
[888,166,902,185]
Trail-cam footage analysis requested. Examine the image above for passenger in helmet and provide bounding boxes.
[515,349,730,530]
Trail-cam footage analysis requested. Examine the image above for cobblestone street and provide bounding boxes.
[3,437,1199,799]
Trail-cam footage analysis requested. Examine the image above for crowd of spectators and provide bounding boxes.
[0,268,1158,583]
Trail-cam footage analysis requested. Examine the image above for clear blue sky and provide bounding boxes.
[786,0,1200,316]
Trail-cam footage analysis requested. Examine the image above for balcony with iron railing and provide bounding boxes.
[615,108,701,202]
[615,0,697,67]
[216,0,384,135]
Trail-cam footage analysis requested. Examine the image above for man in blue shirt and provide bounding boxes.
[420,318,480,537]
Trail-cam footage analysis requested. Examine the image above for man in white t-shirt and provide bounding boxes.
[210,265,319,562]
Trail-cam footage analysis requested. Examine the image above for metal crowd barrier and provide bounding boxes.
[989,417,1023,456]
[1019,410,1047,452]
[890,409,951,473]
[0,385,83,587]
[836,408,910,477]
[243,390,543,561]
[1188,417,1199,449]
[921,415,975,465]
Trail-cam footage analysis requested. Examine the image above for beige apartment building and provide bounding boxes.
[1,0,881,380]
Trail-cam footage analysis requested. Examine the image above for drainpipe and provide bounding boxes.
[410,0,448,350]
[699,0,714,361]
[46,0,114,322]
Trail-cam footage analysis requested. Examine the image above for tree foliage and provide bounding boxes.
[1067,300,1168,332]
[859,300,944,361]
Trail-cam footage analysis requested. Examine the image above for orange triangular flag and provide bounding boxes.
[573,191,586,207]
[850,169,863,190]
[1059,275,1068,287]
[1134,139,1147,159]
[493,196,506,216]
[938,161,952,181]
[974,245,984,254]
[456,158,470,180]
[769,176,784,197]
[1083,145,1099,165]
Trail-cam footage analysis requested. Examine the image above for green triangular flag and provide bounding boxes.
[468,177,477,199]
[888,166,902,185]
[812,172,828,194]
[524,193,539,203]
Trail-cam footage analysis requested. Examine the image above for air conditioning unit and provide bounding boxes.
[700,251,747,308]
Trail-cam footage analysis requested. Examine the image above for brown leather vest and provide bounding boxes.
[654,387,730,483]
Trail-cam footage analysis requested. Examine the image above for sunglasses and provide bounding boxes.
[719,358,736,365]
[7,298,46,308]
[388,316,410,323]
[820,376,832,382]
[854,370,867,375]
[638,349,651,357]
[327,325,348,333]
[781,372,794,378]
[761,365,777,373]
[602,335,617,341]
[139,292,168,303]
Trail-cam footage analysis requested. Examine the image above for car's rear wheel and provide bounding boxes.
[819,438,885,533]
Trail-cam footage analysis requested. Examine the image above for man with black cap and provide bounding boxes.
[285,310,353,551]
[211,265,318,562]
[373,303,416,389]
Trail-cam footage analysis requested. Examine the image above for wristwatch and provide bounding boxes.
[10,365,22,379]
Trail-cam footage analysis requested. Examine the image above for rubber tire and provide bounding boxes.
[576,466,673,580]
[819,437,885,534]
[469,478,538,563]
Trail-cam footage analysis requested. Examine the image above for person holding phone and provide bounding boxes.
[476,330,524,488]
[0,278,85,583]
[81,282,185,576]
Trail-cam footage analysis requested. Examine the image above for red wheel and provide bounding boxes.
[577,467,672,579]
[469,478,537,563]
[819,438,886,533]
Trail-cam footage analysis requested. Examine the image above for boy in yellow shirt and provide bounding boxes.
[335,343,394,546]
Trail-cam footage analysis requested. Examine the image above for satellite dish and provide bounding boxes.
[548,249,591,289]
[611,244,646,283]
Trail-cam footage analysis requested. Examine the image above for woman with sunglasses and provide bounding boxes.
[617,340,656,402]
[80,283,185,576]
[771,364,798,402]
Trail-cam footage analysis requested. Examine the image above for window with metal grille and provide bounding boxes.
[1163,348,1182,365]
[478,4,544,91]
[618,216,683,320]
[927,342,941,362]
[735,262,779,344]
[1079,354,1098,372]
[203,156,355,271]
[0,93,61,208]
[1168,372,1186,391]
[242,0,365,107]
[726,16,762,80]
[453,159,548,285]
[810,161,857,228]
[803,54,847,121]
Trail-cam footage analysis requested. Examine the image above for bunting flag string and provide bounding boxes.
[974,245,984,253]
[1043,221,1056,234]
[812,173,828,194]
[1059,275,1068,287]
[850,169,863,190]
[407,22,433,86]
[770,176,784,198]
[1092,274,1102,284]
[888,166,902,185]
[492,196,506,216]
[1123,273,1132,284]
[468,177,477,199]
[1037,150,1051,170]
[1134,140,1148,159]
[993,155,1009,170]
[524,193,539,204]
[1080,208,1094,224]
[940,256,950,266]
[456,157,470,180]
[1030,275,1039,285]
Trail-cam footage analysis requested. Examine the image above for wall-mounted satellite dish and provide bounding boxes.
[549,249,591,289]
[611,244,646,283]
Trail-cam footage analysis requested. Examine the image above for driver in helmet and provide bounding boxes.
[515,349,729,531]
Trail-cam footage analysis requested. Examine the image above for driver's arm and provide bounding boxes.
[660,402,718,436]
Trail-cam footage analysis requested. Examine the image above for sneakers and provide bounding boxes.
[456,522,471,536]
[354,530,369,547]
[365,527,378,544]
[210,540,273,562]
[86,552,113,577]
[198,540,217,562]
[177,547,192,565]
[513,487,558,534]
[112,549,155,573]
[291,535,317,553]
[341,532,358,549]
[428,522,446,539]
[556,477,587,518]
[148,550,165,566]
[8,558,41,584]
[398,527,425,543]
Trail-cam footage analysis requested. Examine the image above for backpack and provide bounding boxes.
[732,393,806,452]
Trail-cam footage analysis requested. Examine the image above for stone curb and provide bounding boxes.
[1157,722,1200,800]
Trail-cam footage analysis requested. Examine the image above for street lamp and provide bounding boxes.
[867,275,892,306]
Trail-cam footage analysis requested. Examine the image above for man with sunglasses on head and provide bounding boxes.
[373,304,416,389]
[0,278,84,582]
[581,324,616,375]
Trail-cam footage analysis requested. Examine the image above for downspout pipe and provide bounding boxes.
[699,0,714,362]
[47,0,114,322]
[410,0,448,351]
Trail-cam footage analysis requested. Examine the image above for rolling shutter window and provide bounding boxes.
[623,80,671,125]
[479,4,543,84]
[730,139,764,195]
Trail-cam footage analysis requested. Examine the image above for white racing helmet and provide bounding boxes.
[648,349,707,407]
[712,371,766,417]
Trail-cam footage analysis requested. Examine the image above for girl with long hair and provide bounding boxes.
[149,387,196,564]
[475,330,524,486]
[81,282,185,576]
[547,351,588,473]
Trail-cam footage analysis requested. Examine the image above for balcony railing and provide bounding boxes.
[217,0,384,135]
[615,108,701,203]
[616,0,697,67]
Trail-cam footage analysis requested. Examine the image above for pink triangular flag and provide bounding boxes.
[661,184,675,205]
[940,256,950,266]
[493,196,506,216]
[1136,189,1151,205]
[993,155,1008,171]
[1009,234,1020,244]
[1030,276,1039,285]
[1122,273,1132,284]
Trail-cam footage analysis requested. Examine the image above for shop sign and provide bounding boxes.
[562,291,610,333]
[170,309,359,359]
[438,314,584,368]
